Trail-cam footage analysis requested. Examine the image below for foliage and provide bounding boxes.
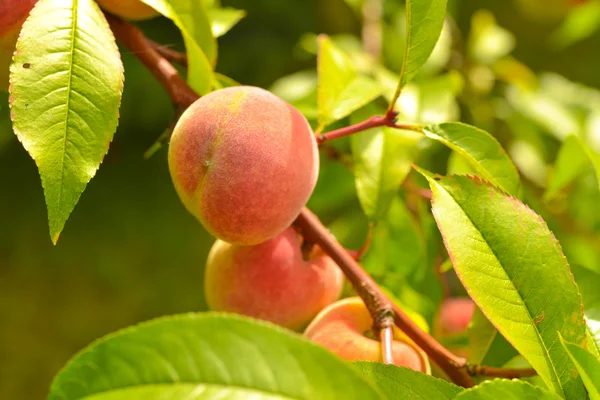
[2,0,600,399]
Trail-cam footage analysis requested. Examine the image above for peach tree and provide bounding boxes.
[2,0,600,399]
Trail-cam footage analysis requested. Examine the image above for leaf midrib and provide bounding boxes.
[432,179,563,397]
[57,0,79,227]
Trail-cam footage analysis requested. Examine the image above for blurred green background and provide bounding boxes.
[2,0,600,398]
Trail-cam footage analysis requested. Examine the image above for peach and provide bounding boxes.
[304,297,431,373]
[0,0,37,90]
[435,297,475,337]
[95,0,159,20]
[168,86,319,245]
[204,226,343,331]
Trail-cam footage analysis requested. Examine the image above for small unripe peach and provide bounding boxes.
[95,0,159,21]
[204,227,343,331]
[0,0,37,90]
[305,297,431,373]
[169,86,319,245]
[435,297,475,337]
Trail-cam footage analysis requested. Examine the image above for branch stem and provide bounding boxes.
[468,366,537,379]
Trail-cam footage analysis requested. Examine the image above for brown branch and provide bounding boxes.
[293,208,475,387]
[316,112,423,145]
[106,14,199,108]
[105,15,529,388]
[146,39,188,66]
[468,365,537,379]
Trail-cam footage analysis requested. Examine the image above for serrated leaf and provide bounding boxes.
[559,333,600,400]
[545,135,600,201]
[468,308,518,366]
[353,362,462,399]
[208,7,245,38]
[317,35,382,128]
[49,313,382,400]
[350,105,421,220]
[141,0,214,94]
[391,0,447,97]
[416,171,587,399]
[9,0,123,244]
[452,379,563,400]
[423,123,521,197]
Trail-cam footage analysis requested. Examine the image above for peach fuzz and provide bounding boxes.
[305,297,431,373]
[204,226,344,331]
[168,86,319,245]
[95,0,159,21]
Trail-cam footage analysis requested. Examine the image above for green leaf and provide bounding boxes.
[49,313,382,400]
[207,7,246,37]
[141,0,215,94]
[361,196,443,325]
[391,0,448,96]
[559,333,600,400]
[317,35,382,128]
[545,135,600,201]
[468,10,515,65]
[78,384,295,400]
[423,123,521,197]
[350,105,421,220]
[587,309,600,357]
[353,362,462,399]
[550,0,600,49]
[468,308,517,366]
[9,0,123,244]
[452,379,563,400]
[416,171,588,399]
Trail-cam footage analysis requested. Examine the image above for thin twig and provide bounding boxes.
[107,15,528,388]
[146,39,188,66]
[293,208,475,387]
[317,114,424,144]
[106,14,198,108]
[468,365,537,379]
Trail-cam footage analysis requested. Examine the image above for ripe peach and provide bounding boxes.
[0,0,37,90]
[168,86,319,245]
[204,226,343,331]
[304,297,431,373]
[95,0,159,21]
[435,297,475,337]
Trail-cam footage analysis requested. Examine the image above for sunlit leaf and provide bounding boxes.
[550,0,600,49]
[417,170,587,399]
[452,379,563,400]
[468,10,515,65]
[394,0,448,91]
[141,0,215,94]
[353,362,462,399]
[9,0,123,243]
[423,123,521,196]
[545,135,600,201]
[49,314,382,400]
[559,333,600,400]
[350,105,421,220]
[208,7,245,38]
[317,35,381,128]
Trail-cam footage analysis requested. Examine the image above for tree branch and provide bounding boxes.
[293,209,475,387]
[146,39,188,66]
[467,365,537,379]
[107,15,533,389]
[106,14,198,108]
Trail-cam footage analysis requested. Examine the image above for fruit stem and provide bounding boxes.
[106,14,199,108]
[293,208,475,387]
[379,322,394,365]
[106,15,530,388]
